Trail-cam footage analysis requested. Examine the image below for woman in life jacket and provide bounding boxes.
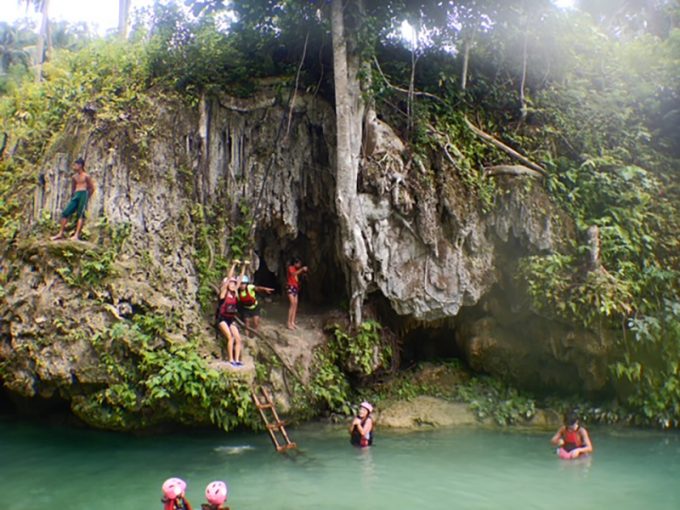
[350,401,374,447]
[551,412,593,459]
[162,477,193,510]
[201,480,229,510]
[217,261,246,367]
[286,257,308,330]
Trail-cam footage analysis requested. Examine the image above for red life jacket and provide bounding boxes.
[562,427,583,452]
[219,293,238,318]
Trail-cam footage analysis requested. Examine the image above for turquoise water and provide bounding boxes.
[2,419,679,510]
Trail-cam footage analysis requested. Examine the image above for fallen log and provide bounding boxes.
[464,117,548,178]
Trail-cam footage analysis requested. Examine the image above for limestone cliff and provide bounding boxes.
[0,85,612,428]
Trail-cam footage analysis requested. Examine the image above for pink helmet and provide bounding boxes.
[205,481,228,506]
[360,401,373,413]
[162,478,187,500]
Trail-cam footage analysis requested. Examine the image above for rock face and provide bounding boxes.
[379,396,477,428]
[0,84,612,427]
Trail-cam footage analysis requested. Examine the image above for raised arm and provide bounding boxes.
[220,261,239,299]
[235,261,247,287]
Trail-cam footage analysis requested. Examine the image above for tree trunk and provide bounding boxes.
[118,0,130,39]
[35,0,49,82]
[331,0,368,326]
[461,37,471,91]
[519,30,528,119]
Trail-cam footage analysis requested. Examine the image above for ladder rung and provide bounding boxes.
[256,403,273,410]
[267,421,285,430]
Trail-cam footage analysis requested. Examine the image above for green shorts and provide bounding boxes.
[61,190,89,219]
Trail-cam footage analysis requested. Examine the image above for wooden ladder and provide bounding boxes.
[252,386,297,453]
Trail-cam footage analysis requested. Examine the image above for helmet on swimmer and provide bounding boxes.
[205,481,228,506]
[360,401,373,413]
[241,275,250,284]
[162,478,186,500]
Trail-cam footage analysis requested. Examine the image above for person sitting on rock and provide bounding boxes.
[286,257,308,330]
[237,273,274,335]
[51,157,95,241]
[551,411,593,459]
[162,478,193,510]
[217,260,246,367]
[350,401,374,448]
[202,481,229,510]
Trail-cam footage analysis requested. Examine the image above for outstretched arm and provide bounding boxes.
[254,285,275,294]
[292,265,309,276]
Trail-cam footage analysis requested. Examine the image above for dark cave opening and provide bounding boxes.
[0,386,73,421]
[369,292,464,369]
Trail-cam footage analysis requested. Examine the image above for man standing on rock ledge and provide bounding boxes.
[51,157,95,241]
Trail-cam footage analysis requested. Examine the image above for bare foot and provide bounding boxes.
[51,234,63,241]
[287,324,295,330]
[70,235,80,241]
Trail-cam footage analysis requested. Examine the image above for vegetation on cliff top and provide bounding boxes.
[1,0,679,428]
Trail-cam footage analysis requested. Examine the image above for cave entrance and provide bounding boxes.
[401,324,462,367]
[369,292,463,368]
[0,387,72,421]
[254,230,347,308]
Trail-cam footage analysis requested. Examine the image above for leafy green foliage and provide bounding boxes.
[613,300,680,428]
[302,321,393,416]
[329,320,392,377]
[52,222,131,289]
[81,318,256,431]
[456,376,536,426]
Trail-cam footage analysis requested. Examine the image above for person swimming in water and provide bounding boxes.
[202,481,229,510]
[162,477,193,510]
[551,411,593,459]
[349,401,374,448]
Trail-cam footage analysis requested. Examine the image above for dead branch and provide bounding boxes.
[373,57,447,105]
[464,117,548,177]
[484,164,544,179]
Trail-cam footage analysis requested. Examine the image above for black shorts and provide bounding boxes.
[217,316,235,327]
[286,285,299,296]
[239,304,260,319]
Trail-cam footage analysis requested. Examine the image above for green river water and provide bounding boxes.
[2,419,679,510]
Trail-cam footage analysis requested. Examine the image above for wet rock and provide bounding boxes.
[379,396,477,428]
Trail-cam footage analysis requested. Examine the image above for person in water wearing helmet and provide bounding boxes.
[286,257,308,330]
[217,260,247,367]
[350,401,374,447]
[162,477,193,510]
[551,412,593,459]
[202,480,229,510]
[237,274,274,335]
